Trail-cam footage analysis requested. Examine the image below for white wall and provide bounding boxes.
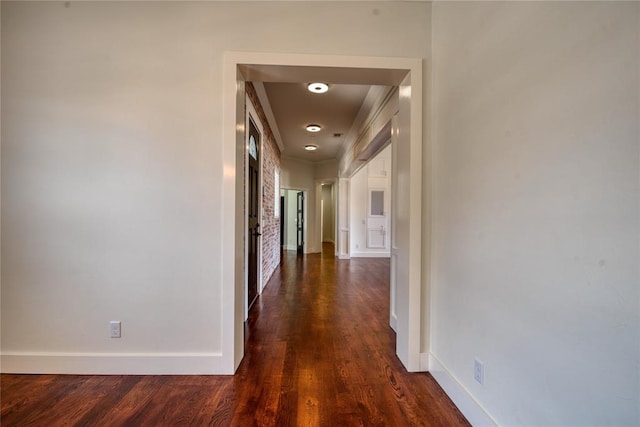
[315,159,338,182]
[7,3,635,424]
[430,2,639,425]
[0,1,431,373]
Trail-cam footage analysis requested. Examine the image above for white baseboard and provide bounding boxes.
[350,251,390,258]
[426,353,497,426]
[1,352,230,375]
[390,313,398,332]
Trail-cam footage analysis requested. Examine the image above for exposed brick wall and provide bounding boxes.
[246,82,281,287]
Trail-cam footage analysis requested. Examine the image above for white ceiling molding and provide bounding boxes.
[222,0,428,1]
[239,64,408,86]
[338,85,388,159]
[252,82,285,152]
[338,85,397,177]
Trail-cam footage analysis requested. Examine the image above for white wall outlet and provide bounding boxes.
[474,358,484,385]
[110,321,121,338]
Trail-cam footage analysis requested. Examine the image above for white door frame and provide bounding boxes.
[245,95,264,321]
[222,52,424,373]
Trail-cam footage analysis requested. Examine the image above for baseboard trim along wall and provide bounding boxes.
[350,252,390,258]
[0,352,228,375]
[425,352,498,427]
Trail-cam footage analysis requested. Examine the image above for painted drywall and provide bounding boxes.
[0,1,430,373]
[315,160,338,182]
[431,2,639,425]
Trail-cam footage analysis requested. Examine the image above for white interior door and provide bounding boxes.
[367,189,387,249]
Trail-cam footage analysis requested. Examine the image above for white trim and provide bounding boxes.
[245,95,265,319]
[338,86,386,159]
[1,352,227,375]
[350,251,390,258]
[222,53,244,372]
[420,352,430,371]
[252,82,285,152]
[196,0,430,2]
[427,353,498,427]
[339,86,398,177]
[337,178,351,259]
[224,51,424,375]
[406,70,423,371]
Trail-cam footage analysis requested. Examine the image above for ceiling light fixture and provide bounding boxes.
[306,124,321,133]
[304,144,318,151]
[307,83,329,94]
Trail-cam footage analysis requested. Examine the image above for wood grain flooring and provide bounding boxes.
[1,245,469,426]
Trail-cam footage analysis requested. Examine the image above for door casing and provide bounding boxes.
[223,52,425,374]
[247,116,260,312]
[244,97,264,320]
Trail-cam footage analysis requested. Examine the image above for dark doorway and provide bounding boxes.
[296,191,304,254]
[247,117,261,310]
[280,196,285,247]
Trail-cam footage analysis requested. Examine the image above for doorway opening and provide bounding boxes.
[281,188,307,254]
[247,115,261,311]
[320,182,336,251]
[223,53,424,374]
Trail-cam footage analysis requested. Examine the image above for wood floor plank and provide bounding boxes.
[0,244,469,426]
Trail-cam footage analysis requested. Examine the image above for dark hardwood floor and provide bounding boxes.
[1,244,469,426]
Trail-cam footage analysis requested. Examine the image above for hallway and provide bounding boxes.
[237,244,469,425]
[1,246,469,426]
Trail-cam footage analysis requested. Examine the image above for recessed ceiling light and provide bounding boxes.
[307,83,329,94]
[304,144,318,151]
[306,124,321,132]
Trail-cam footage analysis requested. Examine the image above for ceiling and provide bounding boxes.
[262,82,371,162]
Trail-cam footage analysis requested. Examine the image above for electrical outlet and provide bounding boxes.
[110,321,121,338]
[474,358,484,385]
[355,243,359,249]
